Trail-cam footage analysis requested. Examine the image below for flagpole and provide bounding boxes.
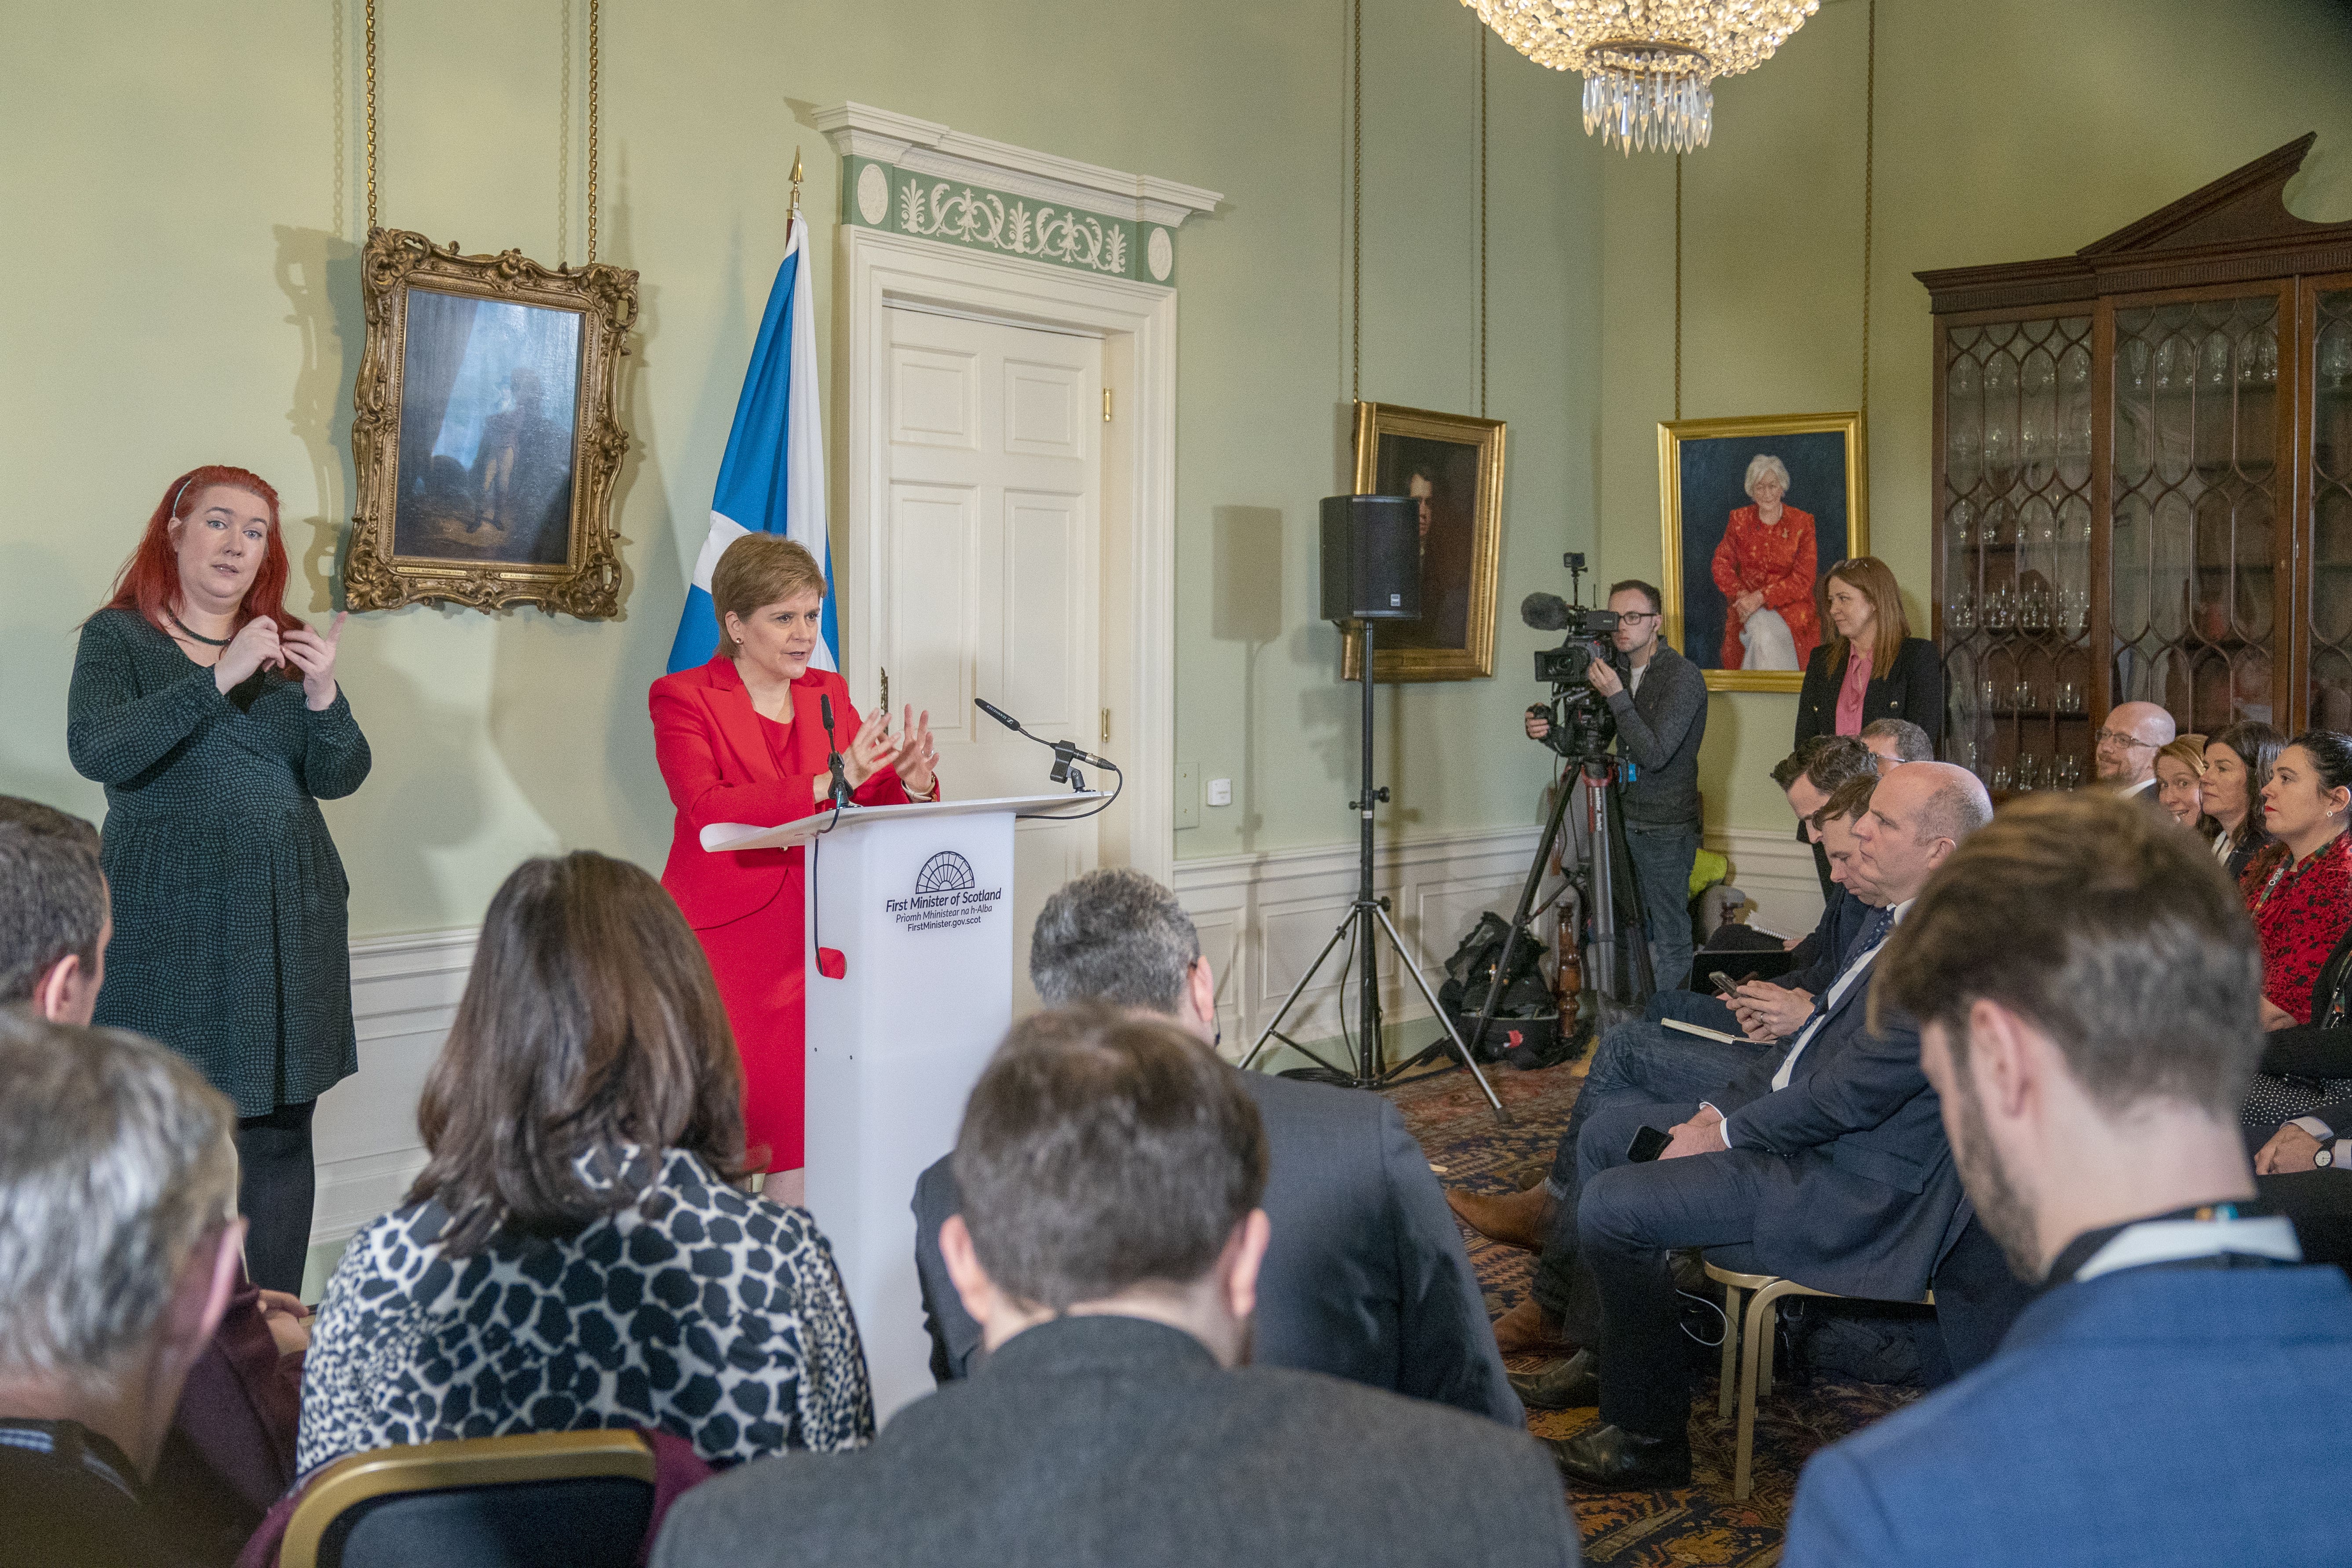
[788,146,804,244]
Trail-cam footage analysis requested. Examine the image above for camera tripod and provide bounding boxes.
[1238,622,1509,1125]
[1457,732,1657,1066]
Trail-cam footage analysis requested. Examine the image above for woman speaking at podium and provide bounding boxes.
[651,535,936,1207]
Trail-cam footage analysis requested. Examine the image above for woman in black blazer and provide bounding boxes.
[1793,558,1942,893]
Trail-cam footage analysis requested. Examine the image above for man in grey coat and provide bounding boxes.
[651,1010,1578,1568]
[909,869,1520,1427]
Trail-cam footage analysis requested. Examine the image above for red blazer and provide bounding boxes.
[650,656,910,930]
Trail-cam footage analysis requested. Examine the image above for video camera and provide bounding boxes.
[1523,553,1622,762]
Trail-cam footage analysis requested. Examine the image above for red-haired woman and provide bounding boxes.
[68,467,370,1294]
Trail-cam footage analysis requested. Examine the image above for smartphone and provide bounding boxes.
[1626,1124,1671,1163]
[1708,970,1741,997]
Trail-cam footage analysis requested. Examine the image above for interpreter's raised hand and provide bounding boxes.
[281,613,348,711]
[2256,1123,2323,1175]
[214,615,284,693]
[841,705,899,790]
[892,706,938,797]
[1731,982,1813,1042]
[1658,1105,1725,1160]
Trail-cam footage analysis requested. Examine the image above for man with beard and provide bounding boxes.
[1781,792,2352,1567]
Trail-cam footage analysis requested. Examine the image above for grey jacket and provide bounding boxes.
[912,1068,1522,1426]
[650,1315,1579,1568]
[1608,641,1707,827]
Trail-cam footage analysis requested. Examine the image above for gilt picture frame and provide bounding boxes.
[1340,400,1505,683]
[346,227,639,616]
[1659,410,1868,694]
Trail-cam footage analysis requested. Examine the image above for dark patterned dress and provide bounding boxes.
[296,1147,874,1471]
[67,608,369,1116]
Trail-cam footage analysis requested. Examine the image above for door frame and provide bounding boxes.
[838,223,1175,886]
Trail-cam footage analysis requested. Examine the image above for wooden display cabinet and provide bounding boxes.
[1918,135,2352,791]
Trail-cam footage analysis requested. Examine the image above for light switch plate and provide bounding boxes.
[1175,762,1199,829]
[1207,777,1233,807]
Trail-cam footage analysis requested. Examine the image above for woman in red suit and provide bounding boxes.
[650,535,937,1207]
[1710,453,1821,671]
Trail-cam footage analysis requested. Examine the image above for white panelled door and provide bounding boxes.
[883,306,1103,1013]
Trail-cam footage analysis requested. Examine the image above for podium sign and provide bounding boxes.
[701,793,1098,1418]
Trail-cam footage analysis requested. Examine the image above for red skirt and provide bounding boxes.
[692,860,806,1172]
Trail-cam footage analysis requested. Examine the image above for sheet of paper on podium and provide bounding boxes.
[698,792,1104,853]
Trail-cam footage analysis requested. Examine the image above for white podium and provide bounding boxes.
[700,793,1101,1419]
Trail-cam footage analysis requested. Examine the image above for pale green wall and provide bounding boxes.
[1598,0,2352,832]
[0,0,1600,935]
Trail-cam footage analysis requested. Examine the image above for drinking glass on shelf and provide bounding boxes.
[2059,755,2083,788]
[2057,680,2082,714]
[1991,763,2014,793]
[2023,755,2046,792]
[2012,680,2034,711]
[1981,679,1999,712]
[1951,591,1976,631]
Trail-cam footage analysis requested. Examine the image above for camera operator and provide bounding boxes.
[1526,579,1708,992]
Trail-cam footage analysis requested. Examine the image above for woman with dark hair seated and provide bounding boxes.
[2239,732,2352,1132]
[2206,720,2283,883]
[296,852,874,1471]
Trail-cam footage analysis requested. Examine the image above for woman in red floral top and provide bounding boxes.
[2244,732,2352,1027]
[1710,453,1820,671]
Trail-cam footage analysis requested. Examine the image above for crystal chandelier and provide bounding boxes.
[1463,0,1821,154]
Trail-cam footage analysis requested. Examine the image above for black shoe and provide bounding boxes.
[1508,1349,1600,1411]
[1546,1423,1693,1489]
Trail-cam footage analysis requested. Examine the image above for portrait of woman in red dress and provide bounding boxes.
[650,535,937,1207]
[1709,453,1821,671]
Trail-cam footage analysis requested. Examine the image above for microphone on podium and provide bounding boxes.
[819,694,853,809]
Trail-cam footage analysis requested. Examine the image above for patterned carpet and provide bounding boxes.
[1383,1056,1920,1567]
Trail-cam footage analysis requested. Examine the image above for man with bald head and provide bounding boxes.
[2096,700,2177,806]
[1549,763,1993,1488]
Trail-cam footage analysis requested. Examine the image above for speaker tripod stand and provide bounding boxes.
[1238,622,1509,1125]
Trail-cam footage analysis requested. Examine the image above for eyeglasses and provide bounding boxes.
[1616,611,1660,625]
[2093,729,2158,750]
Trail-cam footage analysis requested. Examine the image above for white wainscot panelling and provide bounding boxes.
[310,928,475,1249]
[1174,826,1545,1063]
[1708,826,1827,943]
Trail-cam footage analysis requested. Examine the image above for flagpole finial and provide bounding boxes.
[789,146,804,217]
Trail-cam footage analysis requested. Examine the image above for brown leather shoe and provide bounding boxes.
[1446,1182,1557,1253]
[1490,1295,1580,1358]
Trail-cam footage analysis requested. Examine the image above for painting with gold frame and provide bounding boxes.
[1341,401,1505,682]
[1659,411,1867,694]
[346,228,638,616]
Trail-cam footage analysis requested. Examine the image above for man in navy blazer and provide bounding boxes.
[1451,740,1883,1357]
[1549,763,1991,1487]
[911,869,1519,1427]
[1782,790,2352,1567]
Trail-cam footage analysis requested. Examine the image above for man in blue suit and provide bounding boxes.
[1550,762,1992,1487]
[1451,738,1883,1358]
[1782,791,2352,1567]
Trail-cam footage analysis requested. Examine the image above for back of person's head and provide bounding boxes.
[0,1013,237,1398]
[1859,718,1933,763]
[0,820,109,1014]
[1770,737,1826,792]
[1876,791,2260,1121]
[0,795,102,854]
[1802,735,1879,796]
[953,1006,1267,1313]
[1030,868,1200,1014]
[410,851,748,1255]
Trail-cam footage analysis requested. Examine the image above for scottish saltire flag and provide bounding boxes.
[666,215,836,672]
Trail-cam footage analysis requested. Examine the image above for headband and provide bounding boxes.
[168,476,195,518]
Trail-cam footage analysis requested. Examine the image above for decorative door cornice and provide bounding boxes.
[815,102,1219,287]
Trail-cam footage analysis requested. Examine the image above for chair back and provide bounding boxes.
[279,1429,657,1568]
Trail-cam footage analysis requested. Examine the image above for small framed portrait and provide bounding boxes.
[1659,411,1868,693]
[1342,401,1506,682]
[346,228,639,616]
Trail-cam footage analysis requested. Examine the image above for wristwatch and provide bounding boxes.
[2316,1145,2335,1169]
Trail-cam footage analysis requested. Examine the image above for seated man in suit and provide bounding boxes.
[1857,717,1932,767]
[911,870,1519,1425]
[1782,791,2352,1566]
[0,1013,249,1568]
[1460,763,1886,1360]
[2095,699,2178,810]
[1549,762,1991,1486]
[0,809,109,1023]
[656,1009,1578,1568]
